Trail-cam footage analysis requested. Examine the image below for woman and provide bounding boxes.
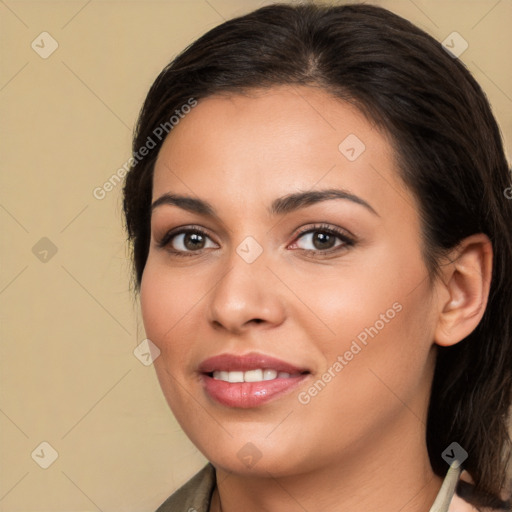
[122,3,512,511]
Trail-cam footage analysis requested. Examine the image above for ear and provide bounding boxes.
[434,233,493,347]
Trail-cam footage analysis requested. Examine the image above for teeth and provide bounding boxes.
[227,371,244,383]
[263,369,277,381]
[212,368,295,383]
[244,369,263,382]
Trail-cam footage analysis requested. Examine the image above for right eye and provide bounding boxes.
[156,227,218,256]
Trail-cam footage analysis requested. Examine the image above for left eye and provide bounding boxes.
[291,227,353,252]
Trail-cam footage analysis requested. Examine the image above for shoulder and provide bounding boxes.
[155,462,216,512]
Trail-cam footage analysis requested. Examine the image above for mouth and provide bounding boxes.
[198,351,311,374]
[207,368,308,383]
[198,352,311,408]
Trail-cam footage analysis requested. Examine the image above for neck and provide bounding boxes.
[210,413,444,512]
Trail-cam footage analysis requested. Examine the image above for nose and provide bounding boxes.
[206,249,286,334]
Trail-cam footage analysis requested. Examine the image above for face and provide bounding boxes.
[140,85,441,476]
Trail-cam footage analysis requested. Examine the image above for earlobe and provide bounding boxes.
[434,233,493,348]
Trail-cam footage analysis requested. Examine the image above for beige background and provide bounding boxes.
[0,0,510,510]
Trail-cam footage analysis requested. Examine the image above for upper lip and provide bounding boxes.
[198,352,310,374]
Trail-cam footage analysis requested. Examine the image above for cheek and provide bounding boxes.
[291,286,435,462]
[140,261,201,351]
[300,242,435,399]
[298,243,426,344]
[140,269,170,349]
[139,264,198,413]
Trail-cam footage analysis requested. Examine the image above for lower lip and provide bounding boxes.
[201,373,309,408]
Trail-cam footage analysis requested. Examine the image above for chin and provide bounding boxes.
[203,438,314,478]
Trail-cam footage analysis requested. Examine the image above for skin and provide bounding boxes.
[140,85,492,512]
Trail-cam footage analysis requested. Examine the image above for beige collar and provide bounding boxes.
[429,463,462,512]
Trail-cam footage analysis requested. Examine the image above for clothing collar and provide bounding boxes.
[429,463,462,512]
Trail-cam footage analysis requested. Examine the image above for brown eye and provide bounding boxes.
[293,226,353,253]
[181,232,207,251]
[157,227,217,255]
[310,231,337,250]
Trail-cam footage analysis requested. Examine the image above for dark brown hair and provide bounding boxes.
[123,3,512,508]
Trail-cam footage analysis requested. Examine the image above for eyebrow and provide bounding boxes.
[151,188,379,218]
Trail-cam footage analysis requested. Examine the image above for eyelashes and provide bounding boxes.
[289,224,355,255]
[156,223,356,258]
[156,225,216,256]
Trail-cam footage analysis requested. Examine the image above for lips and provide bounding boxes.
[198,352,310,374]
[198,352,311,408]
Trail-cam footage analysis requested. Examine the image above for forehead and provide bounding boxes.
[152,85,412,218]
